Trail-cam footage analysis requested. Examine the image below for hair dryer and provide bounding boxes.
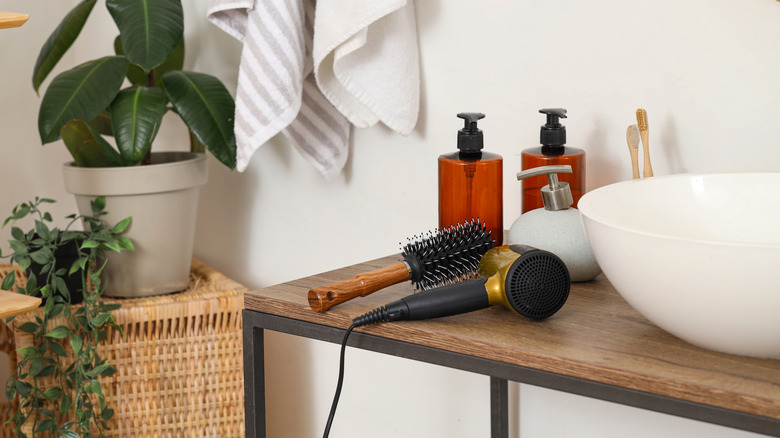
[353,245,570,326]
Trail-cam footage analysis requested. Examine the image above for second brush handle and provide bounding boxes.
[640,130,653,177]
[308,262,411,312]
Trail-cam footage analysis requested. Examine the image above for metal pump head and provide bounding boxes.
[516,165,573,211]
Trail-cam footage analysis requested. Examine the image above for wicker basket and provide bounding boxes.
[0,260,246,437]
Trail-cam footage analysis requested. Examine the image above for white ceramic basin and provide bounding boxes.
[578,173,780,358]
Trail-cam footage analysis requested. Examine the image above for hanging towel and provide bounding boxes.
[207,0,420,177]
[207,0,350,178]
[313,0,419,135]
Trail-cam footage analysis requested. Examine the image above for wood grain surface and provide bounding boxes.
[0,290,40,318]
[246,254,780,421]
[0,11,29,29]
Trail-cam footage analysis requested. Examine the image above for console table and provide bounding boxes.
[243,254,780,437]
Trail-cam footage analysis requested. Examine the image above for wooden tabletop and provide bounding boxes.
[0,290,41,319]
[0,11,29,29]
[245,254,780,422]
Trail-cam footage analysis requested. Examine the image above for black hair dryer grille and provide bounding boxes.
[506,251,570,320]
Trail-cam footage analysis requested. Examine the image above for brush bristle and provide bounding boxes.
[636,108,648,131]
[627,124,640,150]
[401,219,494,290]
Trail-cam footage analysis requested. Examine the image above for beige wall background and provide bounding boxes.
[2,1,778,436]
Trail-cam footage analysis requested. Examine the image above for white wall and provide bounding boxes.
[1,0,778,436]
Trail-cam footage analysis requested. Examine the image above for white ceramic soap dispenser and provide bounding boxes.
[508,165,601,282]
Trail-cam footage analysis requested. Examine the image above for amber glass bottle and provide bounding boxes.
[439,113,503,246]
[521,109,584,213]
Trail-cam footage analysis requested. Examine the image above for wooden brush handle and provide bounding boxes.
[308,262,411,312]
[630,147,640,180]
[640,130,653,177]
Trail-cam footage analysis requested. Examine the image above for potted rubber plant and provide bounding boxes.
[34,0,236,297]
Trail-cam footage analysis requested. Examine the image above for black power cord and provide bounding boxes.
[322,323,356,438]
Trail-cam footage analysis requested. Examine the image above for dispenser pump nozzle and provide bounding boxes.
[516,165,574,211]
[539,108,567,147]
[456,112,485,152]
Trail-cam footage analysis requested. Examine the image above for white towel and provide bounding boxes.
[208,0,350,178]
[207,0,419,178]
[314,0,419,135]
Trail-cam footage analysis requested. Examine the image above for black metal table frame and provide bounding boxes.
[242,310,780,437]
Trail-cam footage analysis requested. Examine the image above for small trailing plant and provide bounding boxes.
[1,197,132,438]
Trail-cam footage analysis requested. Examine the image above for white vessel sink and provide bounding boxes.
[578,173,780,358]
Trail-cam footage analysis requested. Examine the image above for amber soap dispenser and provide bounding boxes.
[439,112,503,245]
[521,108,585,213]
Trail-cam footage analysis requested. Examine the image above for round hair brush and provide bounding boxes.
[308,220,494,312]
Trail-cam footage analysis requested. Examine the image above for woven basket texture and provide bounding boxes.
[0,260,246,437]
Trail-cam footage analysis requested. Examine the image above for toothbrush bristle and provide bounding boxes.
[636,108,648,131]
[627,124,640,149]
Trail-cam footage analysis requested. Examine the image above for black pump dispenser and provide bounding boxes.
[457,112,485,153]
[539,108,567,151]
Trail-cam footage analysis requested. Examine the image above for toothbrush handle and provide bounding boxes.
[640,130,653,177]
[630,148,640,180]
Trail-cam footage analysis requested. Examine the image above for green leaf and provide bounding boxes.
[16,346,38,359]
[29,248,52,265]
[87,363,111,377]
[110,86,166,164]
[50,303,65,318]
[36,418,55,433]
[35,220,51,240]
[29,358,44,377]
[1,271,15,290]
[69,257,88,276]
[11,227,24,241]
[9,240,28,256]
[38,365,55,377]
[81,240,99,249]
[117,236,135,251]
[38,56,129,144]
[101,240,122,253]
[69,333,83,354]
[50,341,68,357]
[42,387,62,400]
[111,216,132,234]
[101,408,115,420]
[107,0,184,72]
[16,381,30,397]
[89,379,103,398]
[60,119,124,167]
[45,325,70,339]
[91,196,107,216]
[162,71,237,169]
[32,0,98,93]
[92,313,111,327]
[114,35,185,86]
[18,322,39,333]
[51,277,68,300]
[17,257,31,273]
[89,109,114,136]
[60,396,73,418]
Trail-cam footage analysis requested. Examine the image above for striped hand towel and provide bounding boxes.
[208,0,350,178]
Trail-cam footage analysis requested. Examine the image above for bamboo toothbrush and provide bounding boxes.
[636,108,654,177]
[626,124,640,180]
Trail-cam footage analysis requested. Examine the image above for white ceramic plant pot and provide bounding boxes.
[62,152,208,298]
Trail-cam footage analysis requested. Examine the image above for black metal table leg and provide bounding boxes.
[244,310,266,438]
[491,377,509,438]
